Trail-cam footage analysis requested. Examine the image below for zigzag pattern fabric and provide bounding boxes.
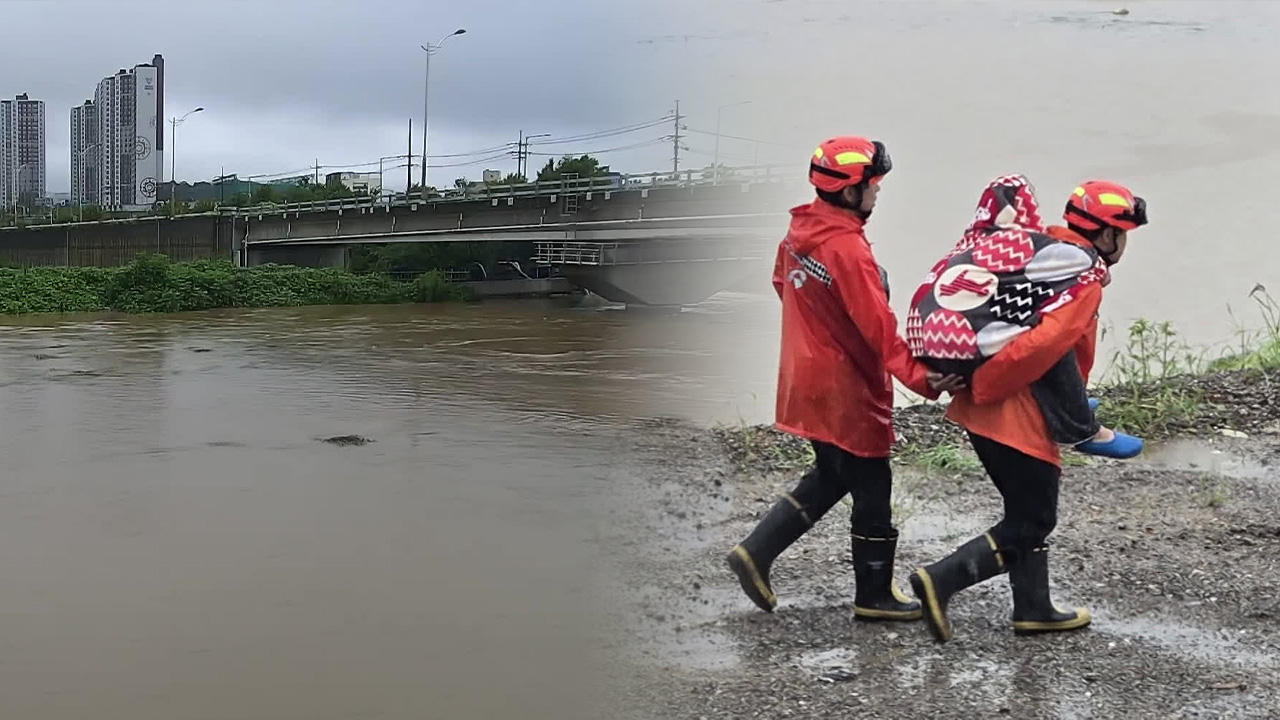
[906,174,1109,367]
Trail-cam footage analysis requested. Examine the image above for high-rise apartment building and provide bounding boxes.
[73,54,164,211]
[70,100,98,206]
[1,93,47,208]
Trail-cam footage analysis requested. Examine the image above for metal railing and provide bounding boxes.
[532,240,770,267]
[219,163,801,218]
[534,242,613,266]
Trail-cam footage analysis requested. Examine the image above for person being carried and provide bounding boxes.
[905,174,1143,459]
[905,179,1150,643]
[725,136,964,620]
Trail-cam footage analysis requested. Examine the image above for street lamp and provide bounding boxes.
[420,28,466,191]
[169,106,204,209]
[714,100,752,181]
[520,132,550,179]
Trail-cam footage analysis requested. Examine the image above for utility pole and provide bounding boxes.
[517,130,524,178]
[407,118,413,194]
[672,100,683,176]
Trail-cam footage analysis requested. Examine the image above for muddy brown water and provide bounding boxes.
[0,299,772,719]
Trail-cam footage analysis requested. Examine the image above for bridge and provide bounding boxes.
[0,164,807,306]
[228,165,804,305]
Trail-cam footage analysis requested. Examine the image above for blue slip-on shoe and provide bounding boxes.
[1075,431,1143,459]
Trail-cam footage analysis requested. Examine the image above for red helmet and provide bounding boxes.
[808,136,892,193]
[1063,180,1148,232]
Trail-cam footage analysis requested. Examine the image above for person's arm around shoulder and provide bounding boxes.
[969,282,1104,405]
[771,243,786,300]
[826,240,946,400]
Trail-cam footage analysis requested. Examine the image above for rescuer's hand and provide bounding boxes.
[926,372,966,394]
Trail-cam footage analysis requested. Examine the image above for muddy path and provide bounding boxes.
[599,414,1280,719]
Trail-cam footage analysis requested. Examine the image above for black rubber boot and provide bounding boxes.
[1009,545,1092,635]
[852,531,921,621]
[908,532,1008,643]
[726,494,814,613]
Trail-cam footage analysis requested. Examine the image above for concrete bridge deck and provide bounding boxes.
[0,163,806,306]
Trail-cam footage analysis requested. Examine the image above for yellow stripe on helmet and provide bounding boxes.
[1098,192,1131,207]
[834,151,870,166]
[813,147,824,159]
[1073,186,1086,197]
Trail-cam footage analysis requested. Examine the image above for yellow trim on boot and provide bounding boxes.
[890,582,915,606]
[983,532,1006,570]
[912,569,953,642]
[730,545,777,610]
[854,605,923,621]
[781,493,814,526]
[1013,607,1093,633]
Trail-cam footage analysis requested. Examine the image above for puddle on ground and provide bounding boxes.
[626,626,742,672]
[901,510,988,547]
[1141,438,1272,481]
[797,647,860,682]
[1095,612,1279,670]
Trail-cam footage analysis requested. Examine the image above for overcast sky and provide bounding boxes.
[4,0,783,194]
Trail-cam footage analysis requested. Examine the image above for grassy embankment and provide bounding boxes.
[717,286,1280,482]
[0,253,471,316]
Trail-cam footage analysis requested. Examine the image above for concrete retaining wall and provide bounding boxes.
[0,215,236,267]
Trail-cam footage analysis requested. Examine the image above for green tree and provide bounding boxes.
[536,154,609,182]
[252,184,278,204]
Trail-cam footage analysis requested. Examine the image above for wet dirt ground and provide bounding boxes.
[599,378,1280,718]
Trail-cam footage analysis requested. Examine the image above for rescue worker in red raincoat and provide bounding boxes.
[907,180,1149,643]
[726,136,965,619]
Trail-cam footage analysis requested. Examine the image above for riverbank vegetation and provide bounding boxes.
[714,285,1280,474]
[0,253,471,316]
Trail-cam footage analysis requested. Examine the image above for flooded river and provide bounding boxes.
[0,298,781,719]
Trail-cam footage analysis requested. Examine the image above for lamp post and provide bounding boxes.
[420,28,466,191]
[520,132,550,179]
[169,106,204,210]
[714,100,752,181]
[378,153,414,206]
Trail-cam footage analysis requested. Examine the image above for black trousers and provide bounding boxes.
[1029,350,1100,445]
[929,349,1099,445]
[789,441,895,538]
[968,432,1061,553]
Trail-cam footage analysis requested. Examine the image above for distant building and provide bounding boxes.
[1,93,47,208]
[324,171,381,194]
[70,100,99,206]
[76,54,165,211]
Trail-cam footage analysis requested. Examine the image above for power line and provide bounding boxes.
[684,126,800,149]
[525,116,675,147]
[524,136,671,159]
[230,114,679,185]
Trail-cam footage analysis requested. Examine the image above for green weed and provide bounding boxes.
[0,253,468,316]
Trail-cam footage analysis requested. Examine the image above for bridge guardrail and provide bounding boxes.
[219,163,804,218]
[532,239,769,267]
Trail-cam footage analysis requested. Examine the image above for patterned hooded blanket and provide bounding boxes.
[905,174,1110,369]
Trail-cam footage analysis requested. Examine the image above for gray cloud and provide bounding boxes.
[4,0,736,193]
